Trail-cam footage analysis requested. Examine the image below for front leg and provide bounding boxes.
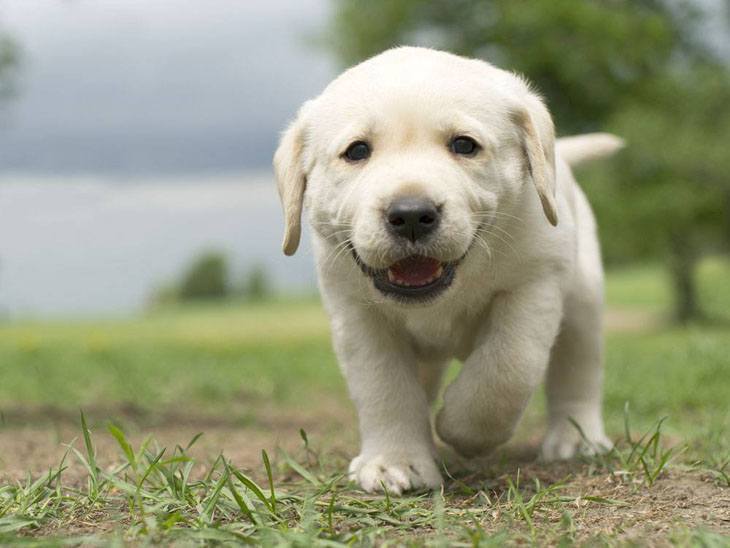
[436,280,563,456]
[330,309,442,494]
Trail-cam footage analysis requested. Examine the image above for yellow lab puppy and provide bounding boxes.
[274,47,622,494]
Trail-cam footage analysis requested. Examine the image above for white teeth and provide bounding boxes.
[387,269,412,286]
[386,265,445,288]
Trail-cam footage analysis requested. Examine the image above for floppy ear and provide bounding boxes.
[511,98,558,226]
[273,107,310,255]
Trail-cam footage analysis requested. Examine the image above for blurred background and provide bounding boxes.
[1,0,729,321]
[0,0,332,317]
[0,0,728,474]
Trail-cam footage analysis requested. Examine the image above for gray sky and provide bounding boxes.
[0,0,336,175]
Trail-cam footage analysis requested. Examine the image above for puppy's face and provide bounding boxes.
[275,48,557,304]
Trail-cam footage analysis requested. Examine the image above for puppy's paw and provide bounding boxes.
[348,453,442,494]
[541,422,612,461]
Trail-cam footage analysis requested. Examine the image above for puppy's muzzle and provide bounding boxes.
[386,197,440,243]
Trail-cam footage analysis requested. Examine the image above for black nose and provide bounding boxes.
[386,197,440,242]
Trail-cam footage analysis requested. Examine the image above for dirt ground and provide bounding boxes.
[2,404,728,542]
[0,403,355,484]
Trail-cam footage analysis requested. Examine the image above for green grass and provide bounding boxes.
[604,328,730,441]
[605,255,730,319]
[0,259,729,544]
[0,299,340,419]
[0,410,725,545]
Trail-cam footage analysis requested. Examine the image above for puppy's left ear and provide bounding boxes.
[511,96,558,226]
[273,103,311,255]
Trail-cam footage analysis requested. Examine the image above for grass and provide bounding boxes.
[0,411,726,545]
[0,299,340,418]
[605,255,730,319]
[0,259,729,544]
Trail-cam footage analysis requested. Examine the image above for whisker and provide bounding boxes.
[469,210,525,223]
[486,222,516,242]
[480,228,520,259]
[322,239,352,267]
[320,228,353,242]
[490,211,525,223]
[330,245,353,268]
[310,220,355,227]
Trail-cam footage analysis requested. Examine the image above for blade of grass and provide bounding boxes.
[79,411,99,499]
[185,432,204,451]
[107,423,136,469]
[199,468,229,525]
[261,450,276,515]
[225,465,257,525]
[229,468,273,514]
[280,449,320,487]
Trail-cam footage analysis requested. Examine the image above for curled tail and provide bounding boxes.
[556,132,625,168]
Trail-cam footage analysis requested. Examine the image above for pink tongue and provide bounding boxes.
[389,256,442,286]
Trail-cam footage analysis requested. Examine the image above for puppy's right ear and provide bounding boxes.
[273,104,311,256]
[510,99,558,227]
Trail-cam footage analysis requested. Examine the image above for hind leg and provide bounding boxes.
[541,285,611,460]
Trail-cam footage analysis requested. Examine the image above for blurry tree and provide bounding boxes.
[0,26,20,101]
[602,67,730,322]
[241,264,271,302]
[147,283,179,308]
[327,0,708,133]
[327,0,729,322]
[178,251,231,301]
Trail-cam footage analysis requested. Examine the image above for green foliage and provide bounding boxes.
[327,0,707,133]
[0,29,20,101]
[240,264,271,302]
[178,250,230,301]
[606,66,729,248]
[591,65,730,319]
[153,259,275,307]
[581,63,730,265]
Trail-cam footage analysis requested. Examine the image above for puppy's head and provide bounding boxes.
[274,47,557,304]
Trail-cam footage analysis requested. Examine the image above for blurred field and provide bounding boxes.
[0,298,337,419]
[1,260,728,543]
[1,259,728,435]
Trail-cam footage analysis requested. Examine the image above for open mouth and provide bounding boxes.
[351,248,458,301]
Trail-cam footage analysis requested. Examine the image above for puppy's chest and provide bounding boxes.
[402,311,480,360]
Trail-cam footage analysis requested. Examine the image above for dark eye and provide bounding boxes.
[343,141,371,162]
[449,136,479,156]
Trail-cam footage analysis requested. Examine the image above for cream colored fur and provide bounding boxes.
[273,47,622,494]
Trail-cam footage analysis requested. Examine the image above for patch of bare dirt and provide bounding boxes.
[445,443,730,542]
[570,470,729,540]
[0,402,357,484]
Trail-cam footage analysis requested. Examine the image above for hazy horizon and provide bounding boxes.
[0,173,318,318]
[0,2,333,317]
